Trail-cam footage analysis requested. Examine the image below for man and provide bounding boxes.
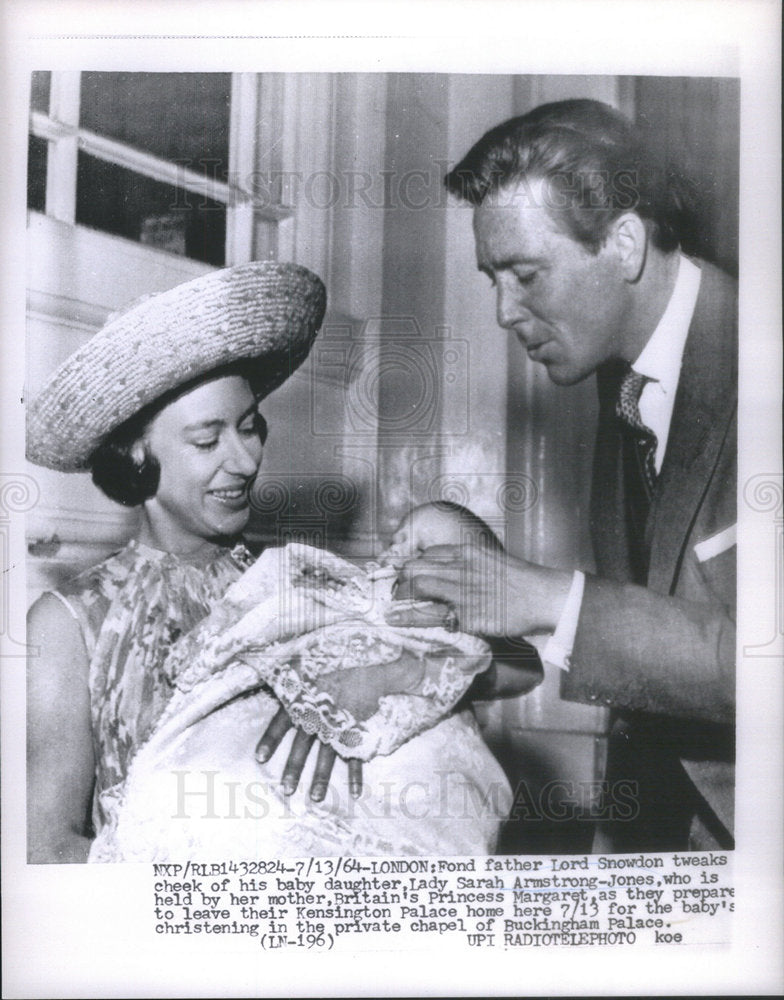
[391,99,736,852]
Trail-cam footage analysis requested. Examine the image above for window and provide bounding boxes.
[27,71,287,267]
[78,72,232,176]
[74,152,228,266]
[27,134,47,213]
[30,70,51,114]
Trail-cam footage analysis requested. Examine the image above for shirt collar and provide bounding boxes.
[632,254,702,395]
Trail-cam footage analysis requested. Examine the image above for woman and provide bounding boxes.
[27,261,512,862]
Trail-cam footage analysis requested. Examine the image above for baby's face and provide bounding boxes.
[389,504,467,557]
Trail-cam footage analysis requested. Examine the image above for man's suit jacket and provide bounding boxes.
[561,260,737,847]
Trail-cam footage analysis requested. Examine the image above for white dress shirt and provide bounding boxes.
[544,255,702,670]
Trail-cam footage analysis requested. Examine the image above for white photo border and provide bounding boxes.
[1,1,781,996]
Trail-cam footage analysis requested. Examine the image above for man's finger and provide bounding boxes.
[400,573,463,609]
[348,759,363,799]
[309,742,337,802]
[281,729,316,795]
[255,706,292,763]
[416,543,465,561]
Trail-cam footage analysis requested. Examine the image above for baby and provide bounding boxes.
[383,500,543,699]
[385,499,503,559]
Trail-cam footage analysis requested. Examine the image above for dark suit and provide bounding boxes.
[561,260,736,850]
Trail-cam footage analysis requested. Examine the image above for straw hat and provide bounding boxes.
[27,261,326,472]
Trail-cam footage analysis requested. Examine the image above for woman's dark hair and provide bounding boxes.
[444,98,699,254]
[89,405,162,507]
[89,362,267,507]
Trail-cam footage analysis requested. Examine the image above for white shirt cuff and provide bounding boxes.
[542,570,585,671]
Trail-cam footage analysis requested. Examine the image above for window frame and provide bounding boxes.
[28,71,293,267]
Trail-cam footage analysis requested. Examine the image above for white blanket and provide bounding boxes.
[89,544,512,859]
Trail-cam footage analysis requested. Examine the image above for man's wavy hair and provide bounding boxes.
[444,99,699,254]
[89,362,268,507]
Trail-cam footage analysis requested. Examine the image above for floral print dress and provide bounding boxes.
[52,539,254,833]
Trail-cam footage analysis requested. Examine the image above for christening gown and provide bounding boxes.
[50,539,511,860]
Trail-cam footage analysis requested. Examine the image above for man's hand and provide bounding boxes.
[386,541,572,637]
[256,709,363,802]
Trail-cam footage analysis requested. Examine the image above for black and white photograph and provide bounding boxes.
[1,1,781,996]
[23,68,741,863]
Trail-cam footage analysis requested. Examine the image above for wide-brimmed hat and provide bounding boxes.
[27,261,326,472]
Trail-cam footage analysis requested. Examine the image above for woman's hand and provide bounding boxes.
[256,710,363,802]
[254,648,431,801]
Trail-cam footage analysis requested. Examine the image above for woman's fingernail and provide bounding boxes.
[349,782,362,799]
[281,780,296,796]
[255,744,270,763]
[310,783,327,802]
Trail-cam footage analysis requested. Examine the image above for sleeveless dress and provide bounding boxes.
[53,539,255,834]
[53,540,512,859]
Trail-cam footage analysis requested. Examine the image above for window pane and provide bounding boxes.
[28,135,48,212]
[30,71,51,114]
[79,72,232,181]
[75,152,226,266]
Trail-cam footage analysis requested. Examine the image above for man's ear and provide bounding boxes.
[608,212,648,282]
